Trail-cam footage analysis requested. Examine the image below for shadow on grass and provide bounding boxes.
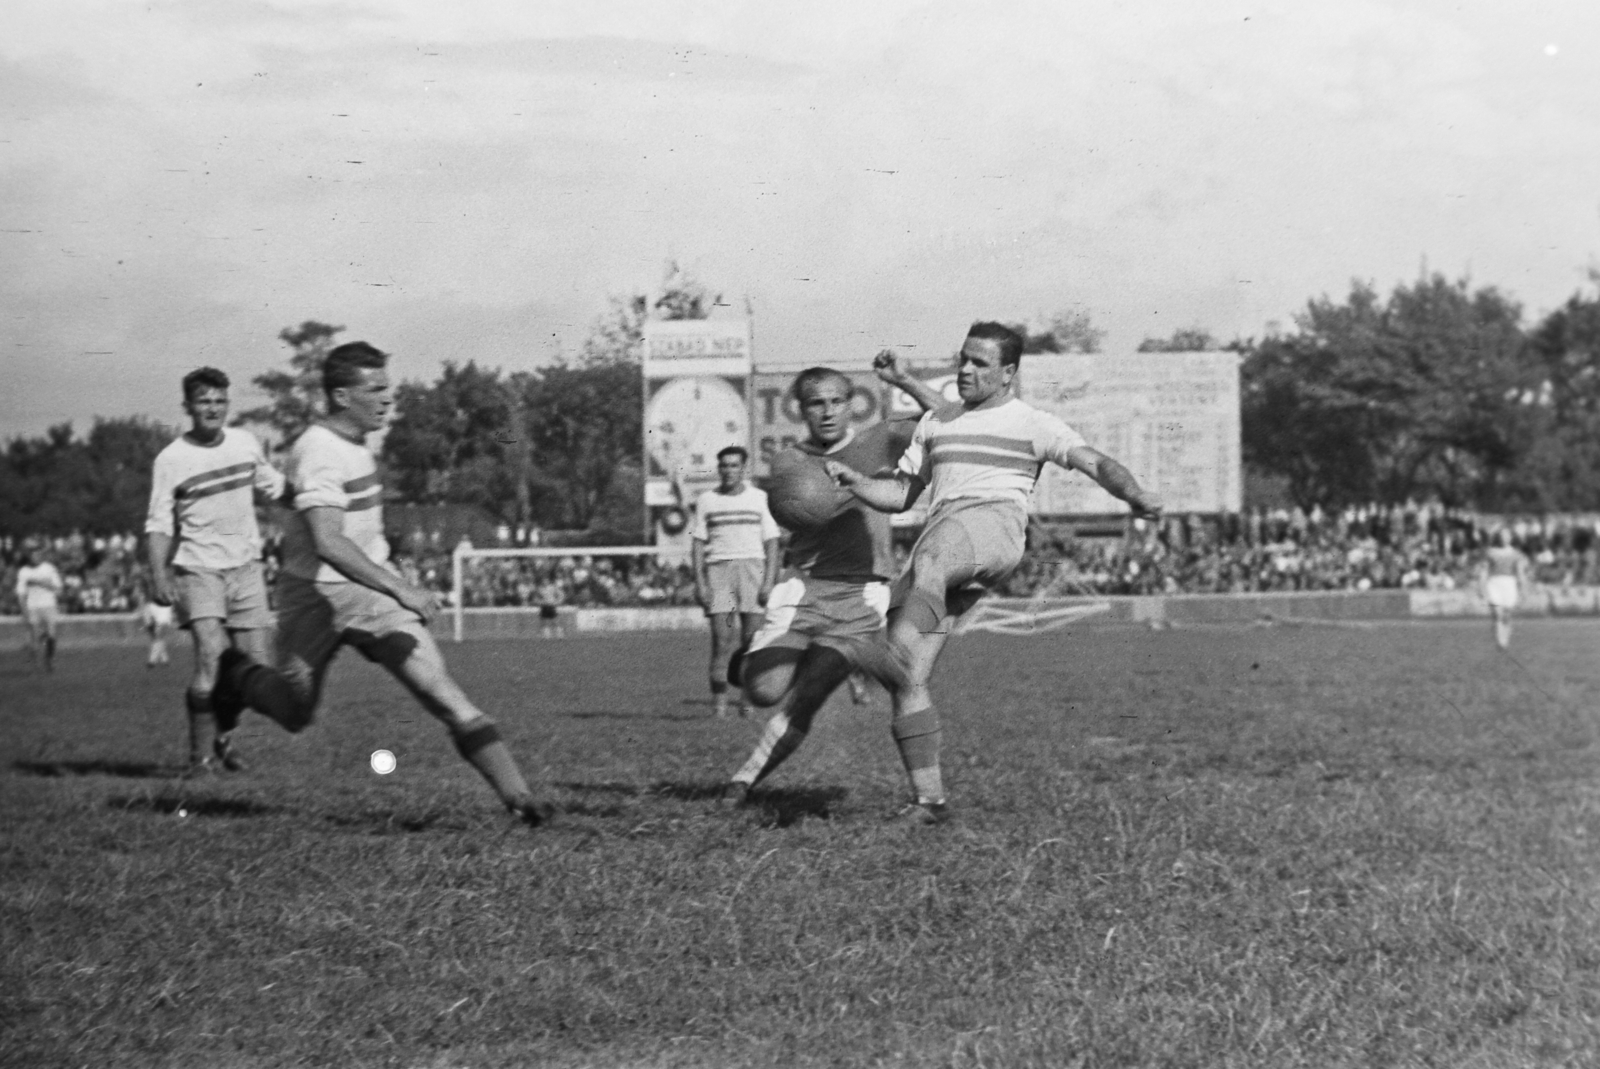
[109,794,282,818]
[15,759,180,779]
[745,785,849,827]
[561,709,713,723]
[319,809,473,834]
[553,779,717,816]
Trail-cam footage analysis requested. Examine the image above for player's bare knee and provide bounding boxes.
[744,672,789,707]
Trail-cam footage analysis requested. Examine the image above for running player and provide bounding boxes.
[1480,528,1531,650]
[146,367,285,774]
[692,447,781,718]
[208,341,554,826]
[720,353,942,804]
[14,546,63,673]
[825,321,1163,823]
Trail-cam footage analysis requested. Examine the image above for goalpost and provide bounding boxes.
[449,543,667,642]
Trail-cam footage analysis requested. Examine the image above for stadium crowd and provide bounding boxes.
[9,502,1600,616]
[999,502,1600,597]
[1,532,148,615]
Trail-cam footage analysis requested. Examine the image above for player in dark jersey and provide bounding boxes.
[720,354,943,805]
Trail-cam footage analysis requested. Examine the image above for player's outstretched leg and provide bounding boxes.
[210,647,318,735]
[369,626,555,826]
[723,645,853,805]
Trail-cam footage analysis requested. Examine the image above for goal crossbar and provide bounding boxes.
[449,544,662,641]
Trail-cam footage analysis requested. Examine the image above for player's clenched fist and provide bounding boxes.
[822,459,864,487]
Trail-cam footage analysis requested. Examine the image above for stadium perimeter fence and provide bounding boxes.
[12,585,1600,649]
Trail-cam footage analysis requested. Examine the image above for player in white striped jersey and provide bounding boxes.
[145,367,286,774]
[208,342,555,827]
[826,322,1162,823]
[692,447,781,718]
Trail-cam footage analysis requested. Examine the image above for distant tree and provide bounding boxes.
[237,320,344,450]
[1507,280,1600,509]
[1138,327,1220,352]
[0,417,174,537]
[1006,309,1103,354]
[518,359,642,530]
[582,294,649,364]
[1240,274,1528,508]
[653,259,720,321]
[381,261,708,538]
[382,362,537,527]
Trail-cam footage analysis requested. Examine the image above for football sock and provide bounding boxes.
[732,710,808,787]
[185,691,216,765]
[892,707,945,805]
[452,719,531,805]
[228,656,313,733]
[43,635,56,671]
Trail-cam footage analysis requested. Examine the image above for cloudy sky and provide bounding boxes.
[4,0,1598,437]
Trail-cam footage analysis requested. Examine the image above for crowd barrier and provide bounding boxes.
[7,587,1600,650]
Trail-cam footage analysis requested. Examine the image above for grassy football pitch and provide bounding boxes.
[3,618,1598,1068]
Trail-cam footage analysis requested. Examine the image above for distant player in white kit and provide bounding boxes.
[1480,528,1531,650]
[692,446,781,718]
[209,342,555,827]
[826,321,1163,823]
[14,547,63,673]
[146,367,285,774]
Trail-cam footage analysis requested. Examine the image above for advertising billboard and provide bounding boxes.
[1018,351,1241,515]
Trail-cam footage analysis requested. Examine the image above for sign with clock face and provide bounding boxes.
[644,375,749,494]
[640,320,752,521]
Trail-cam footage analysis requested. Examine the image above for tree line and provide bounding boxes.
[6,266,1600,542]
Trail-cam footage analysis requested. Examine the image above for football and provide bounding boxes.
[765,450,851,531]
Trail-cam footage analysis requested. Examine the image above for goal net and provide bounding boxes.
[448,544,693,641]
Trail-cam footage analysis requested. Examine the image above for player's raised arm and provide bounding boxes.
[824,460,925,513]
[1063,446,1163,519]
[872,349,944,414]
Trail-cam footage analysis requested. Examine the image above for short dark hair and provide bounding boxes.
[323,341,388,396]
[717,445,749,463]
[790,366,853,403]
[966,321,1025,367]
[182,366,230,401]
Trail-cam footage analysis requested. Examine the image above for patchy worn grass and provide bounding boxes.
[3,618,1598,1067]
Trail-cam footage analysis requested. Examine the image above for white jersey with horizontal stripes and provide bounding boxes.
[897,398,1088,511]
[692,484,780,563]
[145,428,286,571]
[280,423,388,583]
[16,562,62,611]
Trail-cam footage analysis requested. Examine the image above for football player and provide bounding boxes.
[207,342,555,826]
[145,367,285,773]
[14,546,63,673]
[826,322,1162,823]
[692,447,781,718]
[720,352,942,805]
